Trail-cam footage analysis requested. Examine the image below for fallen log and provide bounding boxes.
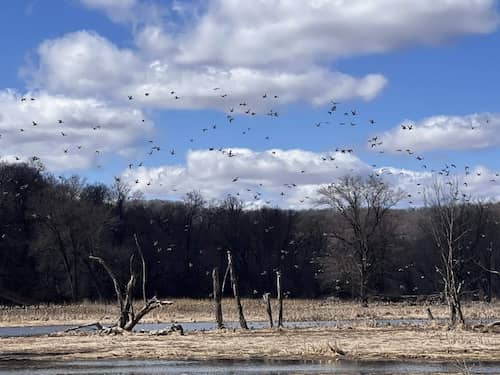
[64,322,103,332]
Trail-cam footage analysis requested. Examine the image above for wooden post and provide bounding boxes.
[212,267,224,329]
[227,251,248,329]
[263,293,273,328]
[277,271,283,328]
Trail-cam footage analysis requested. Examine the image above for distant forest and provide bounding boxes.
[1,162,500,305]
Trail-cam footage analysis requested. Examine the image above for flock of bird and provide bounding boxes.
[1,87,499,297]
[0,86,498,210]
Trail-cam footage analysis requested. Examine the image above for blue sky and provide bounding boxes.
[1,0,500,208]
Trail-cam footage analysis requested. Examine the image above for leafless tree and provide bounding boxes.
[317,175,403,306]
[89,233,172,331]
[424,180,487,327]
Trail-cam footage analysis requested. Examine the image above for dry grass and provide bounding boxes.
[1,325,500,363]
[2,299,500,363]
[1,298,500,327]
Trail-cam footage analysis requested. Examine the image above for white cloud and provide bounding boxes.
[33,31,142,98]
[29,31,386,109]
[377,165,500,207]
[121,147,500,209]
[378,113,500,153]
[121,147,372,208]
[175,0,499,67]
[27,1,498,111]
[0,90,152,171]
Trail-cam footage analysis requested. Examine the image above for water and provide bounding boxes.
[0,318,494,338]
[1,360,500,375]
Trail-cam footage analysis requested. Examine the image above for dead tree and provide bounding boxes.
[425,180,486,328]
[212,267,224,329]
[263,293,273,328]
[227,251,248,329]
[133,233,147,304]
[276,271,283,328]
[89,236,172,331]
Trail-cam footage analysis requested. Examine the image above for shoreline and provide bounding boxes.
[2,299,500,327]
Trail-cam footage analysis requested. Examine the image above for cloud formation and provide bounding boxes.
[30,31,386,110]
[175,0,499,67]
[29,0,498,111]
[378,113,500,153]
[121,147,500,209]
[122,147,371,207]
[0,90,152,170]
[5,0,499,185]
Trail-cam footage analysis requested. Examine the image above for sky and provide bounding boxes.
[0,0,500,209]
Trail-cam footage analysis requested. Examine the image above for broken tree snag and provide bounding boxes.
[124,297,173,331]
[227,251,248,329]
[263,292,273,328]
[212,267,224,329]
[133,233,147,304]
[221,263,230,295]
[89,255,124,312]
[276,271,283,328]
[89,254,173,331]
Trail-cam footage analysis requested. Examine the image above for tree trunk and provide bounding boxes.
[133,233,147,304]
[444,259,465,328]
[227,251,248,329]
[359,245,369,307]
[276,271,283,328]
[263,292,273,328]
[360,264,368,307]
[212,267,224,329]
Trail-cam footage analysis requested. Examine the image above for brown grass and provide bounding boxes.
[1,298,500,327]
[2,299,500,363]
[1,325,500,363]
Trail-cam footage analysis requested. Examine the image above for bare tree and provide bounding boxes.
[425,180,487,327]
[89,234,172,331]
[317,175,403,306]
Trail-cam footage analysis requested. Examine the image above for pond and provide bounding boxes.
[1,359,500,375]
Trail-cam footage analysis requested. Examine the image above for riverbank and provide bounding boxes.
[2,298,500,327]
[1,325,500,363]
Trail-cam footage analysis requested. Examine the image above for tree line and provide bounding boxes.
[1,162,500,309]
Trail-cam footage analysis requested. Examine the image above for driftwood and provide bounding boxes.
[89,251,173,331]
[263,293,273,328]
[212,267,224,329]
[276,271,283,328]
[472,320,500,332]
[148,324,184,336]
[227,251,248,329]
[64,322,103,332]
[328,342,347,357]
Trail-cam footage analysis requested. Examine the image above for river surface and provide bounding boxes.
[1,360,500,375]
[0,318,494,337]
